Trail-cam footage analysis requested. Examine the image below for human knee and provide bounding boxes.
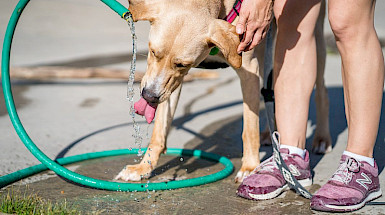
[275,19,315,48]
[328,12,353,42]
[274,0,320,43]
[328,7,371,42]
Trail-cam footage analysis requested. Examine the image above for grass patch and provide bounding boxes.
[0,188,80,215]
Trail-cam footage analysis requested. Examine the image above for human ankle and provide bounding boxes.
[343,150,375,167]
[281,145,306,159]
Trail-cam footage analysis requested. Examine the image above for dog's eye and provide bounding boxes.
[175,63,185,68]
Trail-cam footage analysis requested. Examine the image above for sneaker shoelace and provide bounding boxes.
[330,157,360,184]
[253,153,292,173]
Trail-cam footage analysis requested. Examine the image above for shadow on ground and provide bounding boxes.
[1,87,384,214]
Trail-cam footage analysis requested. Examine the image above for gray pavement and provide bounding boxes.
[1,0,385,214]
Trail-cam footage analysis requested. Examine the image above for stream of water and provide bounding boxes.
[125,13,144,156]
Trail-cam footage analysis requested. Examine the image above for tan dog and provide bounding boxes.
[115,0,331,183]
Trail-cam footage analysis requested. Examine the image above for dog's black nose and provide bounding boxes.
[141,88,160,104]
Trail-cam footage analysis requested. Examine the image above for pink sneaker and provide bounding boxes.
[237,148,312,200]
[311,155,382,212]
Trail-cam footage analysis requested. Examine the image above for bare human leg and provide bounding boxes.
[328,0,384,157]
[273,0,322,149]
[311,1,384,212]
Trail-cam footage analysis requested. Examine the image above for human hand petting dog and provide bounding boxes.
[236,0,274,53]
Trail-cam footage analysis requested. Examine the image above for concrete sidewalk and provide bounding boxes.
[1,0,385,214]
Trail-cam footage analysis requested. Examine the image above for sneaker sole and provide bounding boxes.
[248,178,312,200]
[321,189,382,212]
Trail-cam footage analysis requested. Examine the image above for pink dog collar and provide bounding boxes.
[225,0,243,24]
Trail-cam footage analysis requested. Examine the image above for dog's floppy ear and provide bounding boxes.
[207,19,242,68]
[128,0,159,22]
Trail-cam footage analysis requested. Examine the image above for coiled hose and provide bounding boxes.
[0,0,233,191]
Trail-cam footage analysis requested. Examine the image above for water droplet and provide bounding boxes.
[137,150,144,156]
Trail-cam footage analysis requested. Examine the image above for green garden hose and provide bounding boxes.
[0,0,233,191]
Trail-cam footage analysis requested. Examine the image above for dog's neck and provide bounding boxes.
[219,0,239,21]
[181,0,238,22]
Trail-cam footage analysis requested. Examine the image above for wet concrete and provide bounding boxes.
[0,115,319,214]
[2,114,384,214]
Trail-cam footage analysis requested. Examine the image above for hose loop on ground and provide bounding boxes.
[0,0,233,191]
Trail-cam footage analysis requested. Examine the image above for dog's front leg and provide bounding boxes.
[115,85,182,181]
[234,51,261,183]
[312,0,331,154]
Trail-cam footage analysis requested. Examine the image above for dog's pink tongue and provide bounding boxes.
[134,98,146,115]
[134,98,157,124]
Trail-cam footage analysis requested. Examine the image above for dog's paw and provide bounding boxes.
[234,170,251,183]
[234,168,254,183]
[260,130,272,146]
[114,164,152,182]
[235,160,260,183]
[312,134,332,154]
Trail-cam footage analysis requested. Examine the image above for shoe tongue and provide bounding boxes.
[279,148,290,154]
[134,98,157,124]
[345,157,360,172]
[330,156,361,183]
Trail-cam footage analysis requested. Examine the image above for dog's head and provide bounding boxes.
[129,0,241,104]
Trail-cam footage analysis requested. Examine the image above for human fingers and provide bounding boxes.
[236,10,248,35]
[244,34,261,52]
[244,25,269,52]
[237,27,256,53]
